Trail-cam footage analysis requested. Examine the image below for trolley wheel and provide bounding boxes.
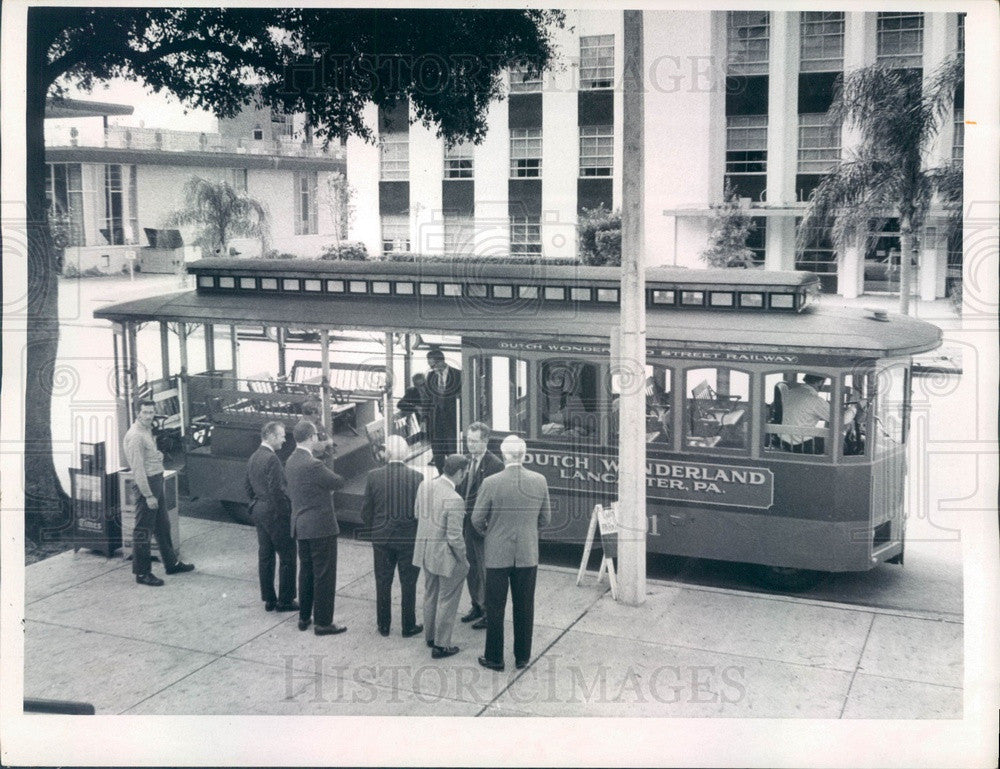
[755,566,823,592]
[221,501,253,526]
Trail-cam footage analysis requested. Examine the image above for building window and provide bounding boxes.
[231,168,248,193]
[381,215,410,253]
[727,11,769,75]
[877,12,924,69]
[725,115,767,174]
[952,107,964,165]
[45,163,85,246]
[798,113,841,173]
[101,164,138,245]
[762,372,832,455]
[252,125,263,141]
[443,215,475,256]
[957,13,965,55]
[509,65,542,93]
[444,140,474,179]
[796,218,838,292]
[510,128,542,178]
[580,34,614,89]
[580,125,613,177]
[294,171,318,235]
[800,11,844,72]
[509,216,541,257]
[380,134,409,181]
[271,112,293,140]
[540,360,601,442]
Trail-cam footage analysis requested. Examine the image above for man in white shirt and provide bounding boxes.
[122,401,194,586]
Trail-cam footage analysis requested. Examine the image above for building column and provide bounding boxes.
[764,215,796,270]
[838,241,865,299]
[474,95,509,256]
[919,223,948,301]
[541,20,580,259]
[836,12,876,295]
[765,13,798,271]
[346,103,380,255]
[410,105,444,255]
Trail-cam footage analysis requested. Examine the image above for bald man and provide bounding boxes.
[472,435,551,672]
[361,435,425,638]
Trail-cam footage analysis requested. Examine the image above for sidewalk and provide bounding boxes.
[23,517,962,718]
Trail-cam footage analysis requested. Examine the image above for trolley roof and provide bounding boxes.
[94,286,942,359]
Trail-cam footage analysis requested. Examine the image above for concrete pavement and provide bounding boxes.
[24,515,962,718]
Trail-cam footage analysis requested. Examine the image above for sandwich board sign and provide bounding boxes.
[575,502,619,600]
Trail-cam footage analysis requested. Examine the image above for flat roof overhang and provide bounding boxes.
[93,290,942,359]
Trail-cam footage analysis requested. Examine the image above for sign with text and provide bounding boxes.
[523,447,774,510]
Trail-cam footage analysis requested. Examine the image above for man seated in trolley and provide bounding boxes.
[95,257,939,588]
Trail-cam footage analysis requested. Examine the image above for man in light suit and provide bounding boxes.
[361,435,424,638]
[472,435,551,671]
[425,348,461,474]
[285,420,346,636]
[412,454,469,659]
[244,420,298,612]
[455,422,504,629]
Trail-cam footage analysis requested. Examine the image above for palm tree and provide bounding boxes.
[170,176,270,257]
[799,57,963,314]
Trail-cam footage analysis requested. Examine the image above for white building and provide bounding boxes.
[45,99,347,273]
[347,9,964,299]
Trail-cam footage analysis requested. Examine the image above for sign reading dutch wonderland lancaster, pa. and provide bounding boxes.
[522,447,775,510]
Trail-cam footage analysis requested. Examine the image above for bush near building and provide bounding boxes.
[578,205,622,266]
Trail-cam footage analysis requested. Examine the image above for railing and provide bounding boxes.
[45,124,345,161]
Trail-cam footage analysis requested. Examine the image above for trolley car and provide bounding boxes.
[94,258,941,584]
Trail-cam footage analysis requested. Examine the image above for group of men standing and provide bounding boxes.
[243,413,551,670]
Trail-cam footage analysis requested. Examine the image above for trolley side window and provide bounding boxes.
[874,363,907,453]
[841,371,874,457]
[472,355,529,434]
[539,359,601,442]
[608,364,674,447]
[762,371,832,456]
[683,367,750,451]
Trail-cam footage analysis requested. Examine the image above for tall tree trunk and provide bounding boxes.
[24,14,69,540]
[898,219,913,315]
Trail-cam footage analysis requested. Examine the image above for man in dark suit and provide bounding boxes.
[285,420,347,636]
[244,421,298,613]
[455,421,504,629]
[425,348,461,474]
[412,454,469,659]
[472,435,551,672]
[361,435,425,638]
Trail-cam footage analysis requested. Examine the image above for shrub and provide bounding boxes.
[319,241,369,261]
[262,249,299,260]
[578,205,621,266]
[702,180,757,268]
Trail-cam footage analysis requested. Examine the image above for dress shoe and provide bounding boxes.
[297,618,311,631]
[264,600,277,611]
[275,601,300,612]
[378,627,390,637]
[515,659,529,670]
[426,639,435,648]
[478,656,504,672]
[135,573,164,587]
[471,617,488,630]
[314,623,348,636]
[460,606,483,623]
[432,645,460,659]
[165,561,195,575]
[402,625,423,638]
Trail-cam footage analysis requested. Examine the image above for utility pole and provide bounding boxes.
[617,9,646,606]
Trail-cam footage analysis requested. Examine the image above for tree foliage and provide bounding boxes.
[577,205,622,266]
[169,177,270,256]
[701,180,757,268]
[798,58,964,314]
[23,7,564,531]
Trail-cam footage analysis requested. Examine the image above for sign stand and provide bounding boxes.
[576,503,619,600]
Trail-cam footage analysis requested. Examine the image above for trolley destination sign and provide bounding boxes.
[523,447,775,509]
